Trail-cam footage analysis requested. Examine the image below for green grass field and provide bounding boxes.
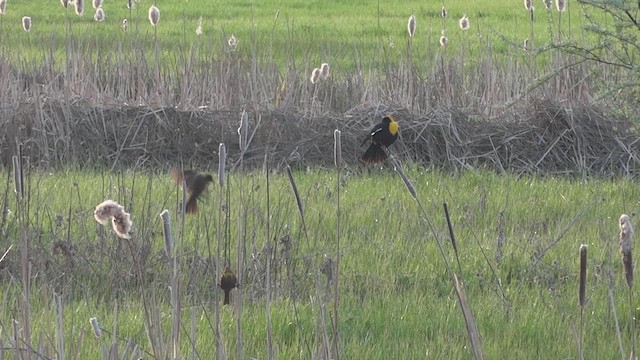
[1,166,639,358]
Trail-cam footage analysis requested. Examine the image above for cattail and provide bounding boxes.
[0,0,6,15]
[529,6,535,21]
[227,34,237,48]
[94,7,104,22]
[620,214,634,287]
[75,0,84,15]
[544,0,553,10]
[579,244,587,307]
[122,19,128,31]
[218,143,226,187]
[60,0,69,9]
[22,16,31,32]
[92,0,102,9]
[459,15,469,31]
[310,68,321,84]
[195,16,203,35]
[523,38,530,51]
[333,129,342,169]
[12,156,22,198]
[555,0,566,11]
[440,30,448,47]
[89,317,102,338]
[524,0,533,11]
[160,210,173,258]
[441,6,447,18]
[407,15,416,37]
[127,0,133,9]
[320,63,330,80]
[238,110,249,152]
[148,5,160,26]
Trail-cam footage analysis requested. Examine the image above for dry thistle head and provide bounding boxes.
[111,211,132,239]
[310,68,321,84]
[459,15,469,31]
[218,143,226,187]
[579,244,587,308]
[333,129,342,169]
[94,199,124,225]
[22,16,31,32]
[89,317,102,338]
[0,0,6,15]
[92,0,102,9]
[620,214,634,287]
[60,0,69,9]
[524,0,532,11]
[320,63,330,80]
[122,18,128,31]
[441,6,447,18]
[227,34,237,48]
[75,0,84,15]
[94,7,104,22]
[148,5,160,26]
[196,16,203,35]
[555,0,566,11]
[407,15,416,38]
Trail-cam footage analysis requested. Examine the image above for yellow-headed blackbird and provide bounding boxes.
[219,265,238,305]
[170,169,213,214]
[361,115,399,164]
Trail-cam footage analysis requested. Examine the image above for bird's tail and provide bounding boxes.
[361,143,388,163]
[185,196,198,214]
[224,291,230,305]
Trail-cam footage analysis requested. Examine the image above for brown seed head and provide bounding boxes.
[407,15,416,37]
[441,6,447,18]
[22,16,31,32]
[94,7,104,22]
[75,0,84,15]
[218,143,226,187]
[148,5,160,26]
[310,68,321,84]
[0,0,6,14]
[555,0,566,11]
[620,214,634,288]
[579,244,587,308]
[459,15,469,30]
[92,0,102,9]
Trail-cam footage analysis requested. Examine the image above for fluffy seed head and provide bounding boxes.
[555,0,566,11]
[148,5,160,26]
[459,15,469,31]
[441,6,447,18]
[22,16,31,32]
[92,0,102,9]
[75,0,84,15]
[111,211,132,239]
[320,63,330,80]
[94,200,123,224]
[407,15,416,37]
[620,214,634,287]
[310,68,321,84]
[94,7,104,22]
[0,0,6,14]
[579,244,587,308]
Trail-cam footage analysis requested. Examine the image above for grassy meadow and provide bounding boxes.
[1,166,640,358]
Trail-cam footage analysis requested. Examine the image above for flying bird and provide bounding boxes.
[170,169,213,214]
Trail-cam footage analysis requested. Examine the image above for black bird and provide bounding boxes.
[361,115,399,163]
[170,169,213,214]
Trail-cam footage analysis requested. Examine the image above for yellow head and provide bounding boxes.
[384,115,399,136]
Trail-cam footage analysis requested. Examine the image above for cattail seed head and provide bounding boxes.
[459,15,470,31]
[228,34,237,48]
[333,129,342,169]
[441,6,447,18]
[148,5,160,26]
[75,0,84,15]
[60,0,69,9]
[196,16,203,35]
[89,317,102,338]
[94,200,122,224]
[579,244,587,308]
[529,6,535,21]
[524,0,533,11]
[127,0,133,9]
[0,0,6,15]
[555,0,566,11]
[160,210,173,258]
[407,15,416,38]
[620,214,634,287]
[238,110,249,152]
[310,68,321,84]
[12,156,22,198]
[320,63,330,80]
[523,38,530,51]
[544,0,553,10]
[22,16,31,32]
[122,18,128,31]
[92,0,102,9]
[218,143,226,187]
[94,7,104,22]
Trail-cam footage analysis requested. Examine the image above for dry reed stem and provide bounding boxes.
[453,273,486,359]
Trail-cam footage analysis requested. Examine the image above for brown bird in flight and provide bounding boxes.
[219,265,238,305]
[170,169,213,214]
